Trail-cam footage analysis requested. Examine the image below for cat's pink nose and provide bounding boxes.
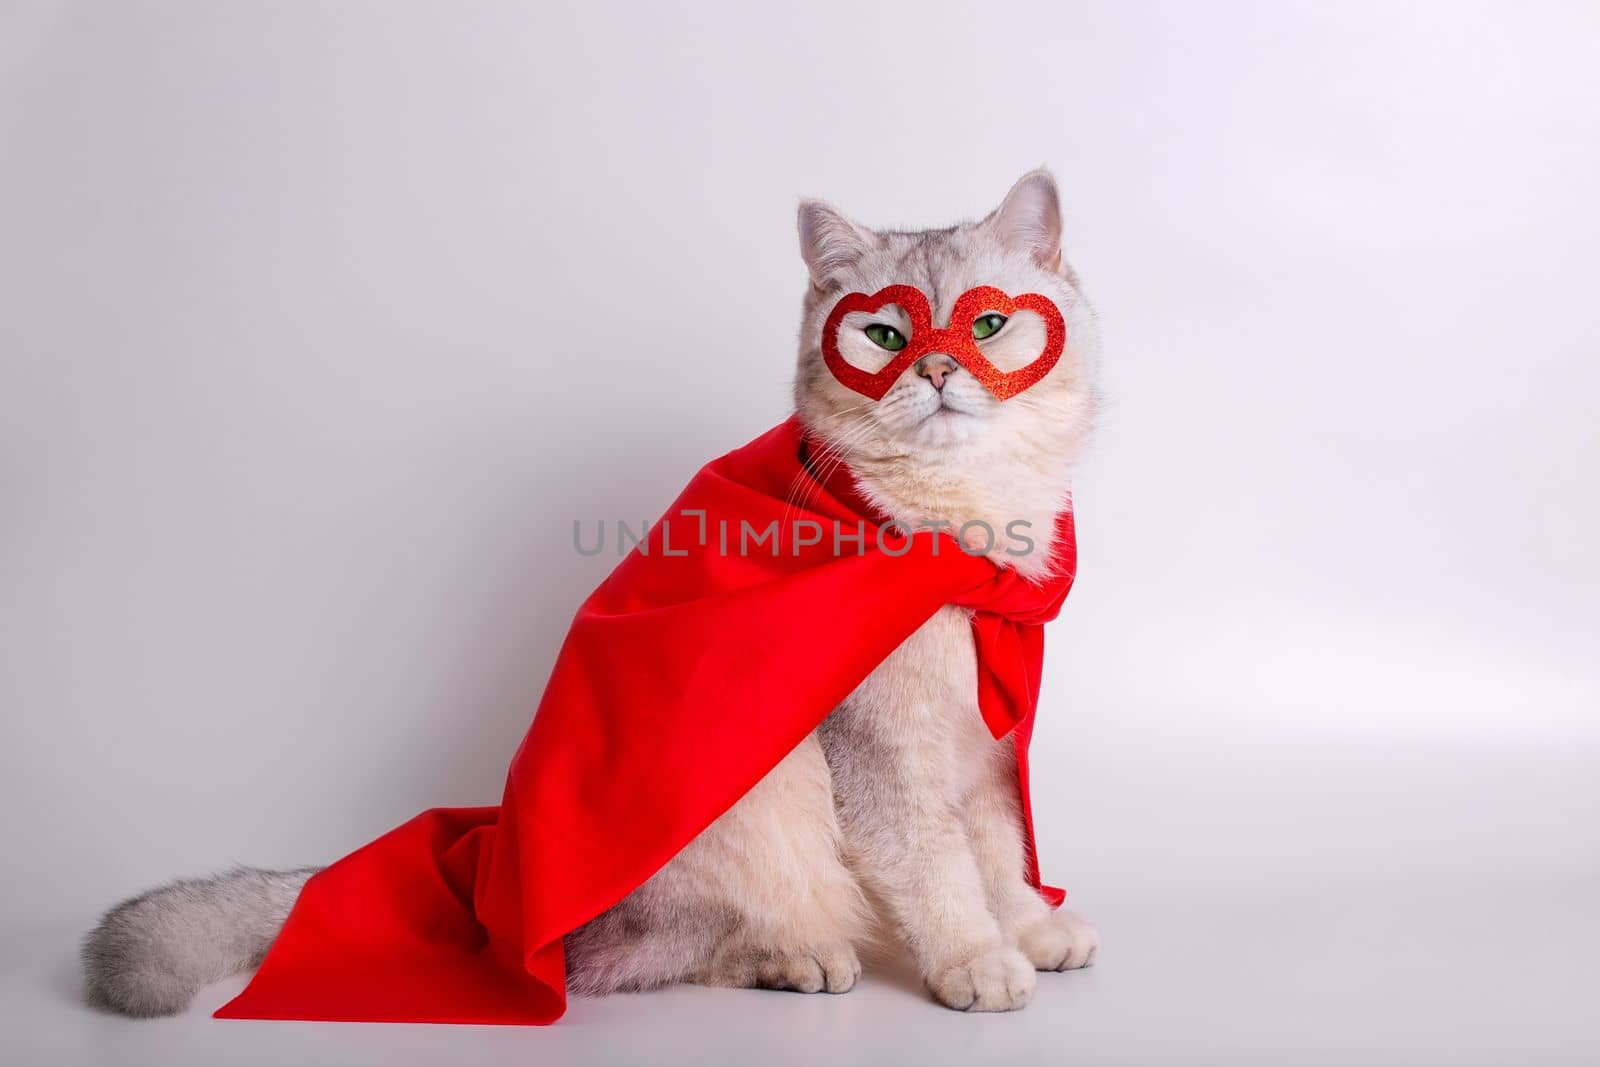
[915,354,958,390]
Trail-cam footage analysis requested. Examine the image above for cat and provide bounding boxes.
[84,169,1102,1017]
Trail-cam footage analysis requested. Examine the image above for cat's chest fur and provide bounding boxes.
[824,605,1001,806]
[820,491,1062,808]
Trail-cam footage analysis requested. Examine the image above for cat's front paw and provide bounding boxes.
[928,946,1035,1012]
[1017,908,1098,971]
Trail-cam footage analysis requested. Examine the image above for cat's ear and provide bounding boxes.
[987,169,1063,271]
[797,199,879,288]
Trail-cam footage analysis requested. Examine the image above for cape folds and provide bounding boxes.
[216,418,1077,1025]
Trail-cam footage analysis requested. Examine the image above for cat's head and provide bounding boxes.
[793,170,1098,516]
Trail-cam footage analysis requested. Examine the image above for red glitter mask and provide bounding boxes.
[820,285,1066,402]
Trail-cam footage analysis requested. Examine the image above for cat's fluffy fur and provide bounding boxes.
[83,170,1101,1016]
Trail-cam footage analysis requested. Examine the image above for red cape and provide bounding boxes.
[216,418,1076,1025]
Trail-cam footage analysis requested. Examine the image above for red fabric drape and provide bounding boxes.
[216,418,1076,1025]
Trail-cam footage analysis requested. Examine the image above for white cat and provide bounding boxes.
[85,170,1101,1016]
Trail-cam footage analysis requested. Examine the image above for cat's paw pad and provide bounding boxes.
[755,943,860,994]
[928,946,1036,1012]
[1017,909,1098,971]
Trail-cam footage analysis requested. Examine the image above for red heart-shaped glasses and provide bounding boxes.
[820,285,1065,402]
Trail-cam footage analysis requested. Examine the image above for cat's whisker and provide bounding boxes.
[790,412,879,519]
[781,407,878,524]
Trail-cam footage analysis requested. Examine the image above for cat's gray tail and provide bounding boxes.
[82,865,320,1017]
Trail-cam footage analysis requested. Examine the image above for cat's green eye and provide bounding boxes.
[972,313,1007,340]
[864,323,907,351]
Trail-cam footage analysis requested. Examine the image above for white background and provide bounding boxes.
[3,1,1597,1064]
